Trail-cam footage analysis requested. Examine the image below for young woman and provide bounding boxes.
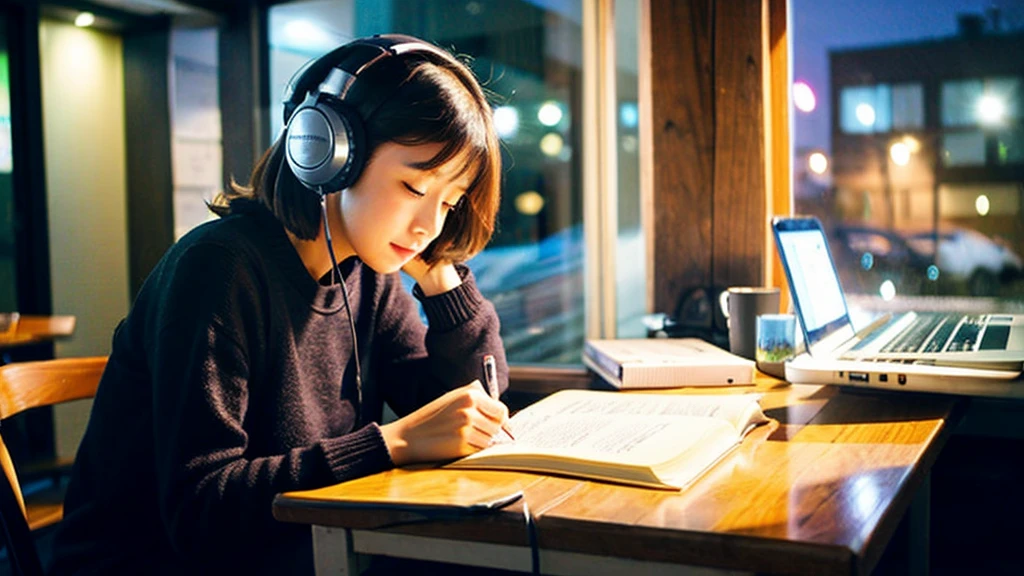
[49,34,509,574]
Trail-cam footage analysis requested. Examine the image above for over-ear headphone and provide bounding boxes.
[282,34,456,195]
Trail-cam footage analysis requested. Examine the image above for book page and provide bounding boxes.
[467,413,733,468]
[512,390,766,434]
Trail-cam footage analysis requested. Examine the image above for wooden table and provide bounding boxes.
[0,315,76,351]
[274,378,962,575]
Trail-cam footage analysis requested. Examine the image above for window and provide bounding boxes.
[942,79,984,127]
[0,14,14,311]
[170,27,222,241]
[942,131,986,166]
[839,84,892,133]
[794,0,1024,303]
[891,83,923,130]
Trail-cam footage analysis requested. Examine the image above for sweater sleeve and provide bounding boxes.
[148,243,393,558]
[374,265,509,417]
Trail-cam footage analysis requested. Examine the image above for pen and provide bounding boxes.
[483,354,515,441]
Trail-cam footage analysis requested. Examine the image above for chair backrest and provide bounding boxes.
[0,356,106,576]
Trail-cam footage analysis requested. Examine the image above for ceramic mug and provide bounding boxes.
[718,287,780,360]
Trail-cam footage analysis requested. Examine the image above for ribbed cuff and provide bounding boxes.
[320,423,395,483]
[414,266,485,332]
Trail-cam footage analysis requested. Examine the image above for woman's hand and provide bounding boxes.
[379,381,509,466]
[402,257,462,296]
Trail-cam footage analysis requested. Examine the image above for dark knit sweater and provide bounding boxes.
[48,199,508,575]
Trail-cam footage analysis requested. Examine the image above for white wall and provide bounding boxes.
[39,19,130,458]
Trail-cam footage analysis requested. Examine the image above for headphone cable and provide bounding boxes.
[320,192,364,424]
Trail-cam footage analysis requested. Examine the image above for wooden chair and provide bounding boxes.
[0,357,106,576]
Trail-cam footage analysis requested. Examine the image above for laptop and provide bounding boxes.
[772,216,1024,398]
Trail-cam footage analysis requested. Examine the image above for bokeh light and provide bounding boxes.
[890,142,911,166]
[808,152,829,174]
[856,103,876,127]
[493,106,519,139]
[539,133,564,157]
[879,279,896,301]
[537,101,563,127]
[976,95,1006,126]
[75,12,95,27]
[975,194,990,216]
[515,190,545,215]
[793,81,816,112]
[861,252,874,270]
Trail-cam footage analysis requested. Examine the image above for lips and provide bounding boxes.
[390,243,417,259]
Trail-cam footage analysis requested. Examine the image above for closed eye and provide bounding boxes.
[443,196,464,212]
[403,182,426,197]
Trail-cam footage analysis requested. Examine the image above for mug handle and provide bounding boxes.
[718,289,730,320]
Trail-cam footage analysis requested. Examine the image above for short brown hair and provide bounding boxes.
[212,43,501,265]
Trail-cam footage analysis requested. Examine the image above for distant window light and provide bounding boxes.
[985,77,1020,121]
[840,85,892,133]
[856,104,876,127]
[941,131,986,167]
[942,79,984,127]
[891,83,923,129]
[977,94,1007,126]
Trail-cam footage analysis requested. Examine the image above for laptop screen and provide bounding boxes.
[773,218,853,348]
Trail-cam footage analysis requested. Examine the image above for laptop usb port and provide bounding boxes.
[849,371,869,382]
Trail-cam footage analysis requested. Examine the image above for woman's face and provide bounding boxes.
[334,142,472,274]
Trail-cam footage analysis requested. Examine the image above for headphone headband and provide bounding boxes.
[282,34,453,126]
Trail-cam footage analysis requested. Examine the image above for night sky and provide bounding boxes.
[792,0,1024,152]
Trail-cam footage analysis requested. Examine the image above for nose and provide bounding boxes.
[411,199,445,240]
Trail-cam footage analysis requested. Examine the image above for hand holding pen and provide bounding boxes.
[483,354,516,442]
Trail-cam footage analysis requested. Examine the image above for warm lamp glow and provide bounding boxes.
[515,190,545,215]
[539,133,563,157]
[890,142,911,166]
[74,12,95,27]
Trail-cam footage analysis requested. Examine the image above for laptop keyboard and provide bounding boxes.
[851,313,990,355]
[880,314,950,353]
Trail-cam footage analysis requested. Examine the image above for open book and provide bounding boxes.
[447,389,769,490]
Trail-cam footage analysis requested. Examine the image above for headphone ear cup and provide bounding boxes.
[284,96,366,193]
[331,100,366,191]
